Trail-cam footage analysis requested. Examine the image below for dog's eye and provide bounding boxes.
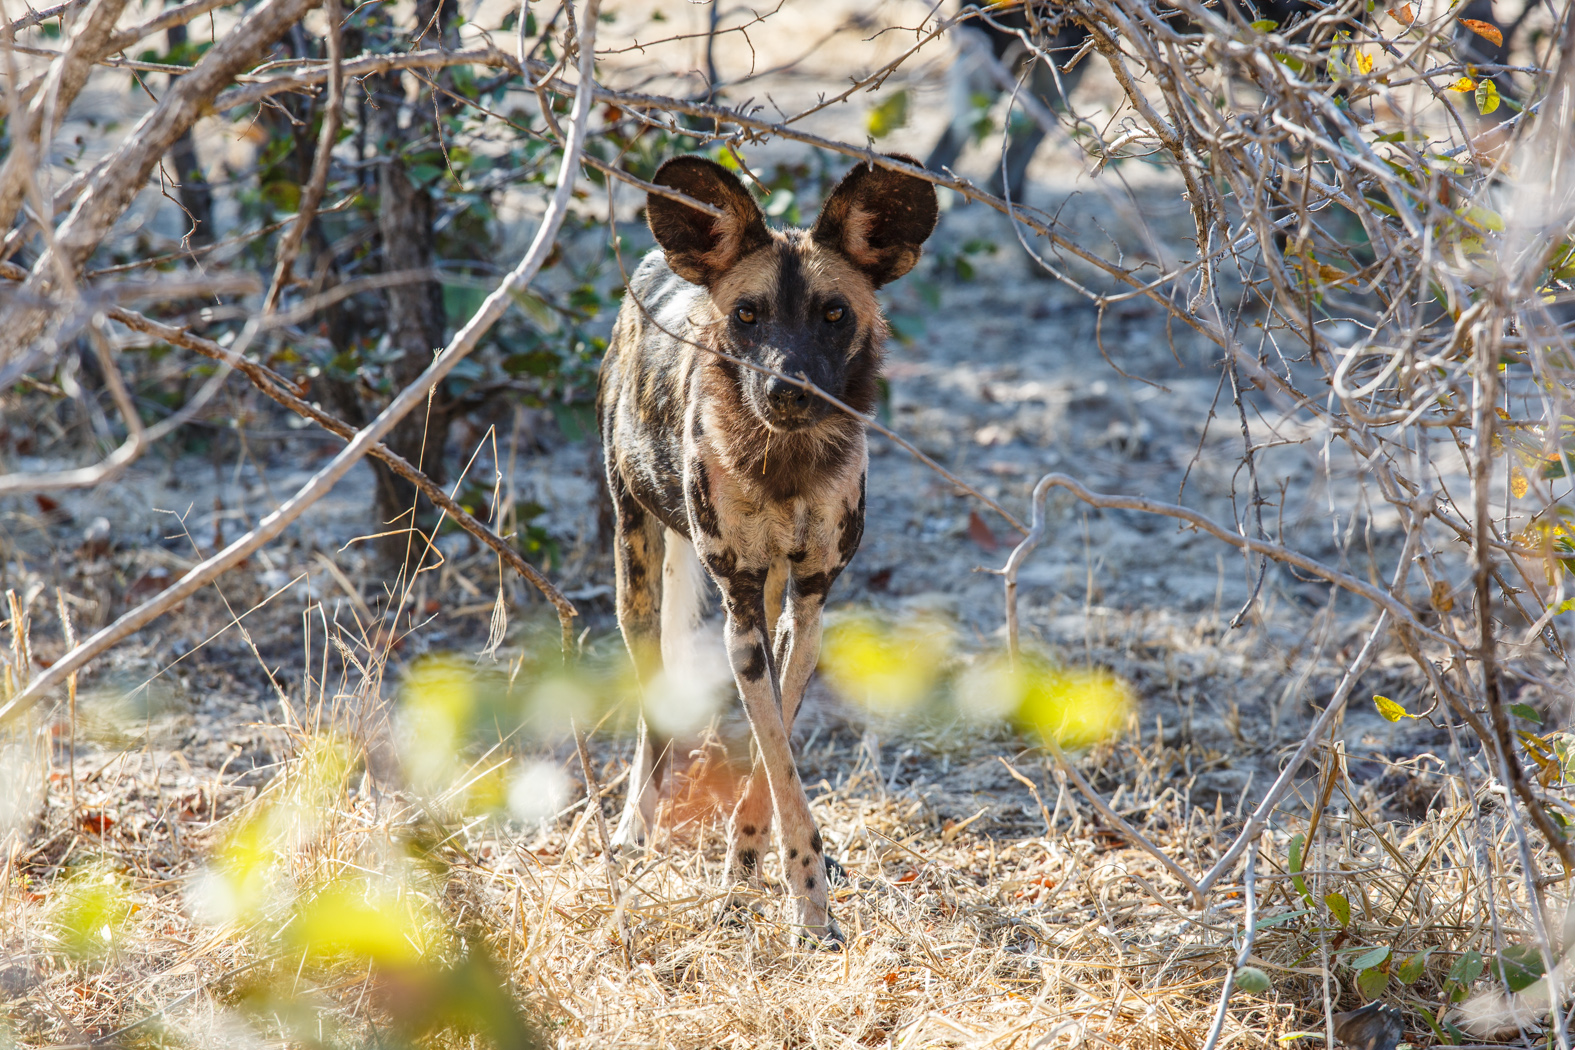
[735,306,757,325]
[824,306,845,323]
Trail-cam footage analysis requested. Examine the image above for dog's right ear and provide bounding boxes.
[647,156,771,287]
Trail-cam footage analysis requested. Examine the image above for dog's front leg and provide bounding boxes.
[709,554,842,947]
[766,474,864,889]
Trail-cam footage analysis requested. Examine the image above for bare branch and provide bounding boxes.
[0,0,326,364]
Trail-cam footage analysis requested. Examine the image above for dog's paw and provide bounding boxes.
[607,820,646,854]
[718,895,765,929]
[797,915,846,952]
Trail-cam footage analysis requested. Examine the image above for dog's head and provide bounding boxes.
[645,154,938,432]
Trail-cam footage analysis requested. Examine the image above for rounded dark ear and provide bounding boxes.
[646,156,771,287]
[811,154,939,287]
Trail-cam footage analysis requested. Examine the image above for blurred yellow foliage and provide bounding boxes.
[49,864,135,958]
[961,652,1131,746]
[1009,656,1132,748]
[820,613,952,712]
[289,881,439,966]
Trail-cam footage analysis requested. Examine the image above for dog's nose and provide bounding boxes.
[766,377,810,416]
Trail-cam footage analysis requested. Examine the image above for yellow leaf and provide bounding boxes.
[1015,662,1133,749]
[1512,468,1529,499]
[1519,731,1561,785]
[866,91,910,139]
[1302,257,1352,285]
[1458,18,1503,47]
[1374,694,1416,721]
[1475,79,1501,115]
[1354,49,1375,75]
[1449,77,1478,92]
[1430,581,1454,613]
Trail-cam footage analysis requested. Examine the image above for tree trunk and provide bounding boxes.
[363,0,456,569]
[164,20,213,246]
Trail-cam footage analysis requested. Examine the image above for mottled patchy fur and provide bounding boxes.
[598,155,937,945]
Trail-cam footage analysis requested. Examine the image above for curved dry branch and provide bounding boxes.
[102,303,578,628]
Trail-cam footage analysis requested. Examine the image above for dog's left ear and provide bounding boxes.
[811,154,939,287]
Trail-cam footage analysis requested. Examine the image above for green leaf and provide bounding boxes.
[1493,944,1546,992]
[1510,703,1543,724]
[888,313,925,344]
[549,402,597,443]
[1475,78,1501,115]
[1234,966,1272,993]
[1253,907,1313,933]
[261,181,301,213]
[1374,694,1415,721]
[1422,1010,1465,1044]
[568,284,602,315]
[1397,949,1431,984]
[1250,18,1279,30]
[1356,965,1390,999]
[442,283,488,325]
[1324,892,1351,926]
[1447,948,1484,987]
[1287,833,1313,904]
[1350,945,1391,970]
[867,90,910,139]
[502,350,559,378]
[764,189,795,218]
[1275,52,1307,73]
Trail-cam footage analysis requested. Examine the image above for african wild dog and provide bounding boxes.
[597,154,938,945]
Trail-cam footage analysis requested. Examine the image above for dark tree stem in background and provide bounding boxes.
[362,0,457,568]
[164,17,213,246]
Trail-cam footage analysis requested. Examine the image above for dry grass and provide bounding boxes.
[2,566,1564,1050]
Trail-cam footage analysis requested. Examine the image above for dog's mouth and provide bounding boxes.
[757,409,821,434]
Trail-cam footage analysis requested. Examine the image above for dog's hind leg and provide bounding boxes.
[609,471,666,851]
[660,528,707,685]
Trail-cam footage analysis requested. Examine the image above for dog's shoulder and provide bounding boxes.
[621,248,707,332]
